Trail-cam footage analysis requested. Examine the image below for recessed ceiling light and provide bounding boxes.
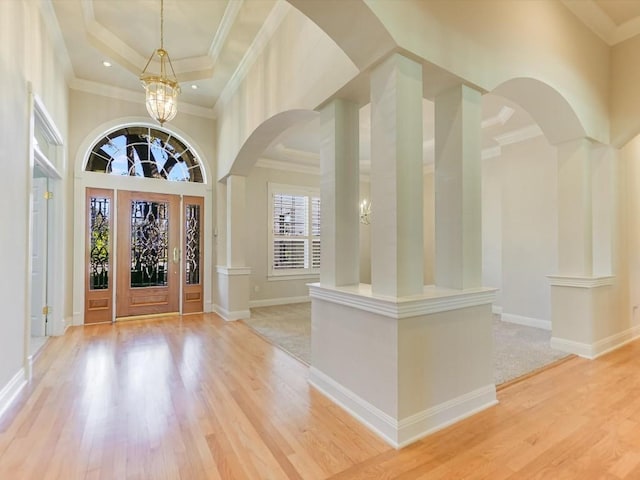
[102,61,112,67]
[191,84,198,90]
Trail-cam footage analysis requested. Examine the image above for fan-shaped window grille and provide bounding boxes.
[85,126,203,183]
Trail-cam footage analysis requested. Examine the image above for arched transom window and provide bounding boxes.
[85,126,203,183]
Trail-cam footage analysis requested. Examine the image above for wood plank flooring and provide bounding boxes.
[1,313,640,479]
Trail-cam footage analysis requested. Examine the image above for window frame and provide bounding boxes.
[268,183,320,280]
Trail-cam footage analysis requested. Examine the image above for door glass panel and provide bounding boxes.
[130,200,169,287]
[89,197,110,290]
[185,204,200,285]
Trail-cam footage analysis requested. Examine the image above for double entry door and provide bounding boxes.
[85,189,203,323]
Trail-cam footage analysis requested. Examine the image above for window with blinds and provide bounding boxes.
[269,184,320,277]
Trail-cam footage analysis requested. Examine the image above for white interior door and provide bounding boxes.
[31,176,48,337]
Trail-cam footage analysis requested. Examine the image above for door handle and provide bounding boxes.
[173,247,180,264]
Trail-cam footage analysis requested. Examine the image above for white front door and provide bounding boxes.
[31,176,48,337]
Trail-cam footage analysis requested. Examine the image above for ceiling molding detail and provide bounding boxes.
[562,0,640,45]
[493,124,543,147]
[209,0,244,63]
[38,0,75,81]
[80,0,215,79]
[255,157,320,176]
[481,106,515,129]
[214,0,291,115]
[69,78,216,119]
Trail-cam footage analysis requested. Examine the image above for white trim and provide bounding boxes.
[216,266,251,276]
[268,273,319,282]
[494,124,543,146]
[396,385,498,449]
[553,325,640,359]
[560,0,640,46]
[69,79,216,120]
[308,283,497,320]
[481,106,515,128]
[205,302,214,313]
[501,313,551,331]
[214,0,291,115]
[208,0,244,62]
[0,368,27,420]
[592,326,640,359]
[547,275,615,288]
[255,158,320,176]
[249,295,310,308]
[550,337,593,358]
[492,305,503,315]
[213,304,250,321]
[309,367,497,448]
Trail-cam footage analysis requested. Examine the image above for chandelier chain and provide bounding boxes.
[160,0,164,50]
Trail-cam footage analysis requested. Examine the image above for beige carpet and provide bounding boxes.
[245,302,569,385]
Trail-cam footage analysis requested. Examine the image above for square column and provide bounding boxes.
[549,139,617,358]
[556,138,593,276]
[215,174,250,321]
[320,98,360,287]
[370,53,424,297]
[434,84,482,290]
[227,174,246,268]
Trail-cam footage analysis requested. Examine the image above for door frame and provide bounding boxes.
[72,119,213,325]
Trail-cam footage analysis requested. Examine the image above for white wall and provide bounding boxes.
[246,165,320,303]
[482,135,558,324]
[0,0,69,390]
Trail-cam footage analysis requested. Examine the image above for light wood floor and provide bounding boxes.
[1,313,640,479]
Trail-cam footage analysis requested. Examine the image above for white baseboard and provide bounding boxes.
[309,367,497,449]
[591,326,640,358]
[0,368,27,420]
[72,311,83,326]
[213,305,250,322]
[249,295,310,308]
[204,302,214,313]
[492,305,503,315]
[502,313,551,331]
[551,325,640,359]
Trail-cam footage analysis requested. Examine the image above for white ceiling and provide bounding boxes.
[49,0,634,171]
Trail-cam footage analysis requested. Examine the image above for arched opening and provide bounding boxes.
[483,77,590,377]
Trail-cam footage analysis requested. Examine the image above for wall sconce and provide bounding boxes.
[360,199,371,225]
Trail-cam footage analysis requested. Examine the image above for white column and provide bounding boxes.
[320,98,360,287]
[370,53,424,297]
[434,84,482,290]
[226,174,246,268]
[556,138,593,276]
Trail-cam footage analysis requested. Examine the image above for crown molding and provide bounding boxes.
[255,157,320,176]
[38,0,75,82]
[209,0,245,63]
[481,106,515,129]
[214,0,291,116]
[561,0,640,45]
[69,78,215,119]
[80,0,216,80]
[493,124,543,147]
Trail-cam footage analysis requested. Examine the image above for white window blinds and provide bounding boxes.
[269,184,320,276]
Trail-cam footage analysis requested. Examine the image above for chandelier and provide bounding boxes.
[140,0,180,125]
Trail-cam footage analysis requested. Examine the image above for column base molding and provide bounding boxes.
[213,304,250,322]
[552,325,640,359]
[310,367,497,449]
